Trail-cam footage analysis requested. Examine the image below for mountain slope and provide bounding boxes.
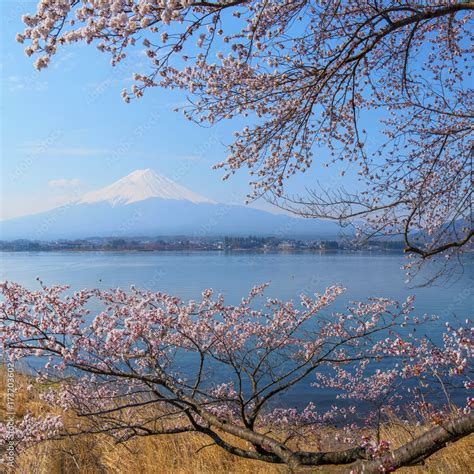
[78,169,215,205]
[0,170,340,240]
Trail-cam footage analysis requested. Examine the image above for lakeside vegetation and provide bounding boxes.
[2,367,472,474]
[0,236,406,253]
[1,281,472,473]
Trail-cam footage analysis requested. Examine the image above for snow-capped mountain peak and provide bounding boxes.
[78,169,215,206]
[0,168,340,240]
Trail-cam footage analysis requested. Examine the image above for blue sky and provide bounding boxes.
[1,1,350,220]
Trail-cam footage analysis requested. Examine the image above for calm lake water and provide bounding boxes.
[1,250,472,318]
[1,251,472,407]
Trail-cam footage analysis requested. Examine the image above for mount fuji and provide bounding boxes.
[0,169,340,240]
[78,169,215,206]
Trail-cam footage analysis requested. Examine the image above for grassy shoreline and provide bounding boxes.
[1,367,472,473]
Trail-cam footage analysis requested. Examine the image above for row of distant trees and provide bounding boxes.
[0,236,408,252]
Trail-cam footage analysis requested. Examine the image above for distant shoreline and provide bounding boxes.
[0,248,405,254]
[0,235,409,253]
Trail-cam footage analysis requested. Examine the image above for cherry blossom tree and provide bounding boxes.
[17,1,473,274]
[8,2,474,471]
[0,280,472,471]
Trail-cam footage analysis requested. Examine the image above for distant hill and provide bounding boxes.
[0,169,341,240]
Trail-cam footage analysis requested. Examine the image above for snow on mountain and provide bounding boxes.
[0,169,341,240]
[78,169,215,206]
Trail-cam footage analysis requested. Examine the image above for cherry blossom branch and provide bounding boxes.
[16,1,474,277]
[0,281,471,470]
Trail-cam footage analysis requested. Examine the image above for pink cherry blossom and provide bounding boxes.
[0,279,471,470]
[16,1,474,274]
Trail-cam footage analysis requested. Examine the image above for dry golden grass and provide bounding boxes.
[1,368,472,474]
[379,423,474,474]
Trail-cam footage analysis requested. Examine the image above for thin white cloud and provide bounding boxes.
[1,193,79,221]
[50,147,110,157]
[18,145,111,157]
[48,178,82,188]
[180,154,202,161]
[51,51,76,71]
[6,74,48,92]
